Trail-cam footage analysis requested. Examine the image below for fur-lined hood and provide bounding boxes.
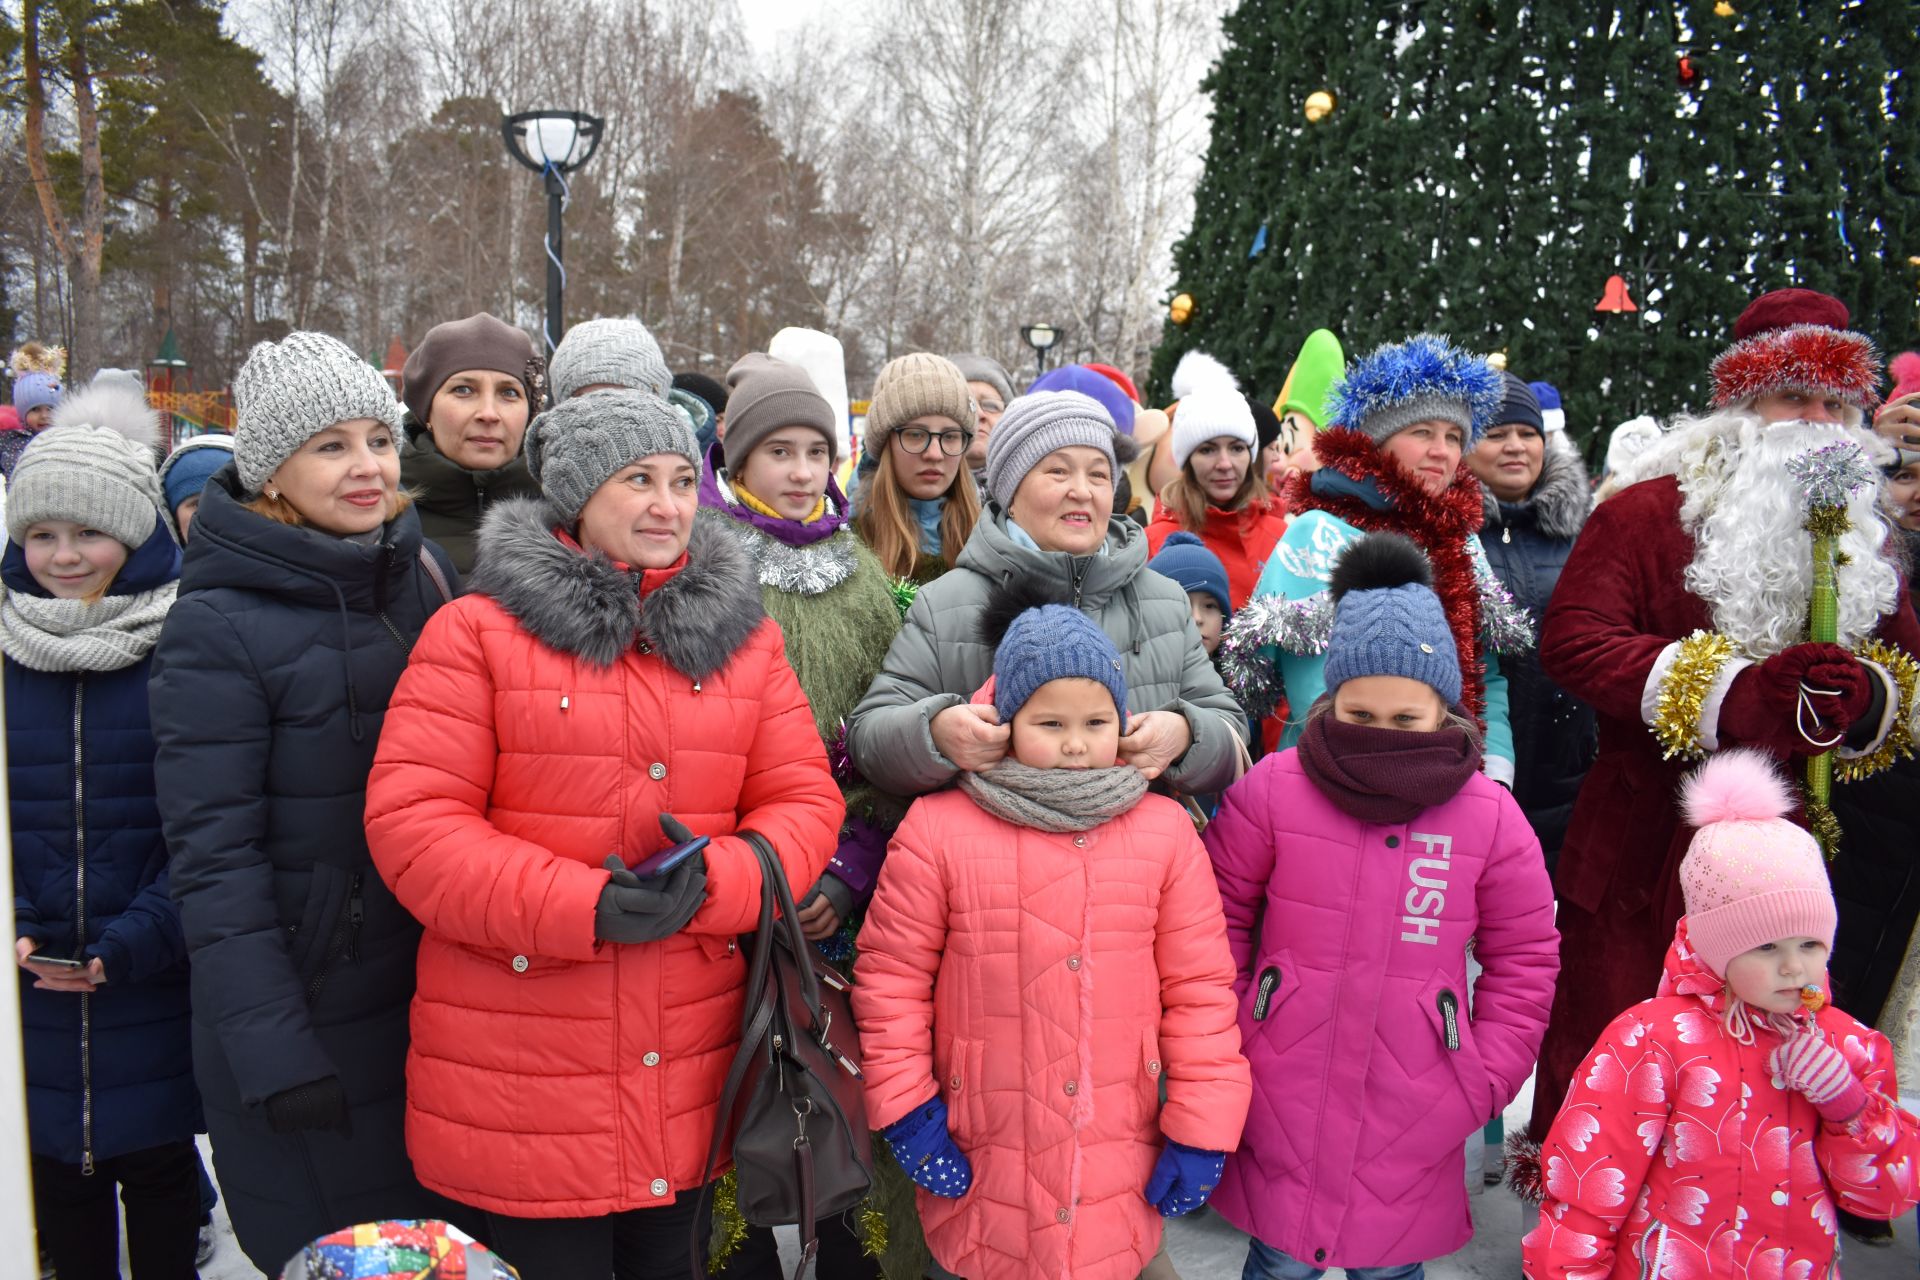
[1481,439,1592,541]
[469,497,763,676]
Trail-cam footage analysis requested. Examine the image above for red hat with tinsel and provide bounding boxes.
[1708,287,1881,412]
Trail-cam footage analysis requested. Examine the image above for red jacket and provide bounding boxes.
[364,501,843,1218]
[1524,921,1920,1280]
[1146,497,1287,610]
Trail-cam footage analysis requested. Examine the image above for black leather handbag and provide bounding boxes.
[691,831,874,1279]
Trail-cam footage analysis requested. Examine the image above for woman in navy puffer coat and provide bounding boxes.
[6,407,201,1280]
[150,333,461,1273]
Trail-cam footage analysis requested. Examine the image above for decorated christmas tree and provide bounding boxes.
[1152,1,1920,456]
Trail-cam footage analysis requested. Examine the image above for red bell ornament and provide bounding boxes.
[1595,275,1639,314]
[1677,53,1698,87]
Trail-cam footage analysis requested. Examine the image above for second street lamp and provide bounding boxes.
[502,110,606,355]
[1021,323,1060,379]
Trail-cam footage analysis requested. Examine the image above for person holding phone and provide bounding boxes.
[6,385,201,1279]
[365,388,842,1280]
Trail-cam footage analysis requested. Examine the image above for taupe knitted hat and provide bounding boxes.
[722,353,838,473]
[400,312,540,424]
[524,388,700,522]
[232,332,404,493]
[861,354,975,458]
[8,422,167,548]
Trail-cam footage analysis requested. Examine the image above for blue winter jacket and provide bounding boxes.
[8,522,201,1168]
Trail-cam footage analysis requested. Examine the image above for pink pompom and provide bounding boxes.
[1681,749,1795,828]
[1889,351,1920,403]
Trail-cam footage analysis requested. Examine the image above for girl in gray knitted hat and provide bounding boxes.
[4,384,204,1279]
[1201,533,1558,1280]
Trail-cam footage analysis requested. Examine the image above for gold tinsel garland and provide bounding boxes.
[704,1165,891,1273]
[1651,630,1741,761]
[1836,639,1920,784]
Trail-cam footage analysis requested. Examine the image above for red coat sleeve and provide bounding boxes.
[1522,1006,1672,1280]
[1817,1022,1920,1220]
[851,801,949,1130]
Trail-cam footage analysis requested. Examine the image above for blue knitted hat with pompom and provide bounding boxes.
[1321,533,1461,705]
[1148,531,1231,617]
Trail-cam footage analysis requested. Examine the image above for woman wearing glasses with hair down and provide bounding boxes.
[853,354,983,584]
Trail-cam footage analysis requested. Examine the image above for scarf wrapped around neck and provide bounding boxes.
[0,583,177,672]
[958,758,1148,832]
[1295,712,1481,824]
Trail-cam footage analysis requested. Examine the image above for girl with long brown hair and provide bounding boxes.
[853,354,981,584]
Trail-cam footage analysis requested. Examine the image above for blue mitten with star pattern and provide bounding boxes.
[1145,1139,1226,1216]
[883,1097,973,1197]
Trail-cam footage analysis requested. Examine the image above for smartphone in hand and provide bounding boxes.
[23,955,87,971]
[629,835,709,879]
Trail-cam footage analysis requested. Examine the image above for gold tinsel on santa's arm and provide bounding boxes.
[1836,639,1920,783]
[1648,630,1746,761]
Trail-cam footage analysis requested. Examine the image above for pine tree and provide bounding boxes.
[1152,0,1920,456]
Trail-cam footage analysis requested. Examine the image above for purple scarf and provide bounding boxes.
[1296,713,1482,824]
[697,441,849,548]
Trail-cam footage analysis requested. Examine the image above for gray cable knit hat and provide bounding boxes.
[8,424,167,548]
[549,317,673,403]
[982,390,1118,510]
[232,332,404,494]
[524,388,700,522]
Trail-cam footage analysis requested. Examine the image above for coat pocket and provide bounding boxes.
[1418,970,1493,1138]
[286,862,348,985]
[936,1036,983,1143]
[1239,947,1299,1047]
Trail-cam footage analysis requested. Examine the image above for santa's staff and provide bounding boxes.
[1786,440,1882,853]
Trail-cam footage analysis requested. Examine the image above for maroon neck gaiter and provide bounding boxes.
[1296,712,1482,824]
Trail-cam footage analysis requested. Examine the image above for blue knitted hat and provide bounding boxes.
[1328,334,1504,445]
[1493,372,1544,433]
[159,434,235,513]
[1148,531,1231,616]
[982,589,1128,722]
[1321,533,1461,705]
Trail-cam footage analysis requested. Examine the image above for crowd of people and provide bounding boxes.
[5,285,1920,1280]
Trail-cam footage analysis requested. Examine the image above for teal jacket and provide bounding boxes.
[1253,504,1516,784]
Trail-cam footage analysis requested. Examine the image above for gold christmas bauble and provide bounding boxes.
[1305,91,1335,123]
[1713,1,1734,15]
[1169,293,1195,326]
[1487,351,1509,371]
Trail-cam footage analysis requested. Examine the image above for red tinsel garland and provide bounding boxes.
[1284,428,1491,722]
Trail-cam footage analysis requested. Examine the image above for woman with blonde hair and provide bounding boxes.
[853,353,981,584]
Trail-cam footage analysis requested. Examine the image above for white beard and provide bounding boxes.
[1662,409,1900,657]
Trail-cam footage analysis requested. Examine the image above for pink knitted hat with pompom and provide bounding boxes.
[1678,750,1835,978]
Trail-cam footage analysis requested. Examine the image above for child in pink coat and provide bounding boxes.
[854,589,1252,1280]
[1204,533,1559,1280]
[1523,749,1920,1280]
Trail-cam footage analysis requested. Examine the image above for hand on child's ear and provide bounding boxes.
[1119,710,1193,781]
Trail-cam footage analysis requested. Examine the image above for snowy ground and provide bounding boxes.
[189,1087,1920,1279]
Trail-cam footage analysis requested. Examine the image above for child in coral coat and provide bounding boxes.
[853,587,1252,1280]
[1204,533,1559,1280]
[1522,749,1920,1280]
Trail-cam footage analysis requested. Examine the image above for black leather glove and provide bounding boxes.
[264,1076,351,1137]
[595,852,707,944]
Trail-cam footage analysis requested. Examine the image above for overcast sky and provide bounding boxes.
[735,0,839,55]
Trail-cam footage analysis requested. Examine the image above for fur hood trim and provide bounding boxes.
[1481,440,1592,541]
[470,497,764,675]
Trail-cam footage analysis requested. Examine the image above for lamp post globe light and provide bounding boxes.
[1020,322,1060,379]
[502,109,606,354]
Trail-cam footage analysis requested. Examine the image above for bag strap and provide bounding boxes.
[740,830,827,1032]
[416,545,454,604]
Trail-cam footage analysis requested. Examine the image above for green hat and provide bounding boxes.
[1274,329,1345,427]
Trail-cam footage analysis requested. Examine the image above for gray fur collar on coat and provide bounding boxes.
[1481,440,1592,542]
[470,497,764,676]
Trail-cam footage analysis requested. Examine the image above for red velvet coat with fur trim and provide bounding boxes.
[1526,476,1920,1142]
[364,499,843,1218]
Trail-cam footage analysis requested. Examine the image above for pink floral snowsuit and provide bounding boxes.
[1523,920,1920,1280]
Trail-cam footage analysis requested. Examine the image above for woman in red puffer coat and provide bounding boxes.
[365,389,842,1280]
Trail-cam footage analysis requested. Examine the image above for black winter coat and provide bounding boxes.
[150,468,460,1270]
[398,422,539,575]
[1477,442,1597,868]
[8,526,199,1169]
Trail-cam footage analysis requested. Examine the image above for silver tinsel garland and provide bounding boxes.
[707,517,858,596]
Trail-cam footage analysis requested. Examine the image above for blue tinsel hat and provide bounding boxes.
[1327,334,1504,446]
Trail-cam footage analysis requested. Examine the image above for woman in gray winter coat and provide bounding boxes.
[848,390,1248,798]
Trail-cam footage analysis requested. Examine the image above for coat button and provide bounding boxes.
[649,762,667,780]
[1148,1060,1160,1075]
[1063,1080,1078,1095]
[1073,835,1086,847]
[1066,955,1081,971]
[511,955,529,973]
[1314,1250,1327,1263]
[950,1076,962,1089]
[643,1051,661,1067]
[1771,1189,1789,1206]
[1385,835,1400,848]
[651,1178,669,1197]
[1056,1208,1070,1223]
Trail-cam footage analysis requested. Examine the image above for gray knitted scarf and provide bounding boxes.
[958,759,1148,832]
[0,584,177,673]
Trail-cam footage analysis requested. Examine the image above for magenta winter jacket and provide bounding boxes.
[1203,749,1559,1268]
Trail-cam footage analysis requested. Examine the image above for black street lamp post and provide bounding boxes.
[1020,323,1060,379]
[502,110,606,355]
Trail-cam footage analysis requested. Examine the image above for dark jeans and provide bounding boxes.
[194,1144,218,1223]
[719,1215,882,1279]
[484,1186,717,1280]
[32,1140,201,1280]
